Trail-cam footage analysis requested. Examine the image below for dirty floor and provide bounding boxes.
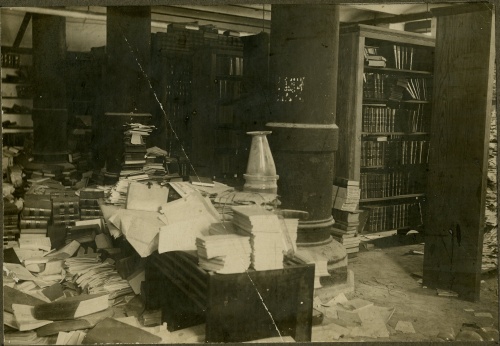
[312,233,499,342]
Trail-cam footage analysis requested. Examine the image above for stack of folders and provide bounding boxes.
[64,254,133,300]
[196,234,251,274]
[231,205,284,271]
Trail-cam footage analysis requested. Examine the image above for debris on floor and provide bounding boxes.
[395,320,416,334]
[312,293,395,341]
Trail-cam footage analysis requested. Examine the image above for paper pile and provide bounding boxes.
[196,234,251,274]
[232,205,284,271]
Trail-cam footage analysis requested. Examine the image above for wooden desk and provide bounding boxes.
[144,251,315,343]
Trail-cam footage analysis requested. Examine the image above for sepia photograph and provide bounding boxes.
[1,1,498,344]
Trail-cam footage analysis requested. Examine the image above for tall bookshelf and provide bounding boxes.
[335,25,435,233]
[191,47,244,179]
[1,47,34,146]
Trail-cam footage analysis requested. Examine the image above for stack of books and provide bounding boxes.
[19,195,52,241]
[79,188,104,220]
[331,178,361,255]
[332,177,360,212]
[4,201,20,245]
[121,123,155,178]
[196,234,252,274]
[231,205,284,271]
[364,45,387,67]
[51,196,80,227]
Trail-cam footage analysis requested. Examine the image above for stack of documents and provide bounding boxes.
[196,234,251,274]
[231,205,284,271]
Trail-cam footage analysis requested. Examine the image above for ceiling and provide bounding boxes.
[1,4,453,50]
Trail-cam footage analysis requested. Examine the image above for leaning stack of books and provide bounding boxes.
[121,123,155,178]
[332,177,360,212]
[331,177,361,255]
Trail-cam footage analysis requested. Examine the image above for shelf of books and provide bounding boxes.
[335,25,435,234]
[1,48,34,143]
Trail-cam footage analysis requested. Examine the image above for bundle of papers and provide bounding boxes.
[64,254,133,299]
[196,234,251,274]
[231,205,284,271]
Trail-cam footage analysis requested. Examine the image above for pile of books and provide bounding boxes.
[331,178,361,255]
[196,234,251,274]
[332,178,360,212]
[52,196,80,227]
[364,45,387,67]
[231,205,284,271]
[19,195,52,246]
[121,123,155,178]
[79,188,104,220]
[143,147,168,180]
[4,201,20,245]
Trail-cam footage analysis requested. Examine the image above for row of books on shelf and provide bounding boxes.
[216,55,243,76]
[363,73,431,101]
[364,201,423,233]
[365,44,431,71]
[362,104,427,133]
[361,139,430,167]
[360,171,424,199]
[2,52,21,68]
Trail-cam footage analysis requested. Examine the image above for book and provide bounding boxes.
[33,293,109,320]
[189,175,215,187]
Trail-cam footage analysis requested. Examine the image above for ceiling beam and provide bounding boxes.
[354,10,434,26]
[13,12,32,48]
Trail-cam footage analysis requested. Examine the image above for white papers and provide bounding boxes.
[159,191,220,225]
[75,218,103,231]
[4,263,37,282]
[196,234,251,274]
[126,182,169,212]
[130,133,144,145]
[158,219,210,253]
[19,237,52,252]
[108,209,165,257]
[45,241,81,260]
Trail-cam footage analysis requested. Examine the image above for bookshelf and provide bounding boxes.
[335,25,435,233]
[1,47,34,146]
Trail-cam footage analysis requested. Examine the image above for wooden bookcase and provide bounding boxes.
[191,47,244,179]
[152,27,245,180]
[1,47,34,146]
[335,25,435,233]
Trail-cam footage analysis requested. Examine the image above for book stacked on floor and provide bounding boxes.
[143,146,168,180]
[231,205,284,271]
[330,224,360,255]
[196,234,251,274]
[52,196,80,227]
[332,177,361,254]
[19,195,51,246]
[79,188,104,220]
[4,200,20,244]
[332,177,360,212]
[121,123,155,178]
